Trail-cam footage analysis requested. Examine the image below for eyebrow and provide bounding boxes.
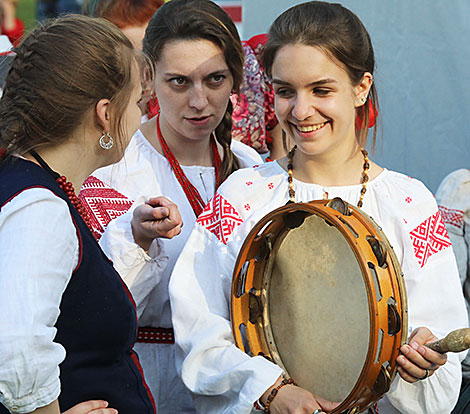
[272,78,338,87]
[164,69,231,78]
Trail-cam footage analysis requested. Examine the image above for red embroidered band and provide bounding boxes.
[136,327,175,344]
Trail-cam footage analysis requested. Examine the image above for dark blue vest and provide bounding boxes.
[0,158,156,414]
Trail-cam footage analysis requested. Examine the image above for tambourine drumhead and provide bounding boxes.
[231,199,408,413]
[269,213,370,402]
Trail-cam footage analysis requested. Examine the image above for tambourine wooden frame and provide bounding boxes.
[231,199,408,414]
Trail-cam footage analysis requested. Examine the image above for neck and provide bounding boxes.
[156,115,214,166]
[24,141,98,192]
[287,145,365,186]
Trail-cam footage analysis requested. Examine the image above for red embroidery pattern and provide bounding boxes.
[246,181,253,186]
[245,204,251,210]
[79,176,133,239]
[438,205,465,229]
[268,183,274,189]
[409,211,451,268]
[405,197,412,203]
[196,193,243,245]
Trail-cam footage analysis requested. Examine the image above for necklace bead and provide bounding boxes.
[287,146,369,208]
[56,175,94,233]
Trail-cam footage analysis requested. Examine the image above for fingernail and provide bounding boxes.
[401,345,409,355]
[419,346,426,354]
[411,341,419,350]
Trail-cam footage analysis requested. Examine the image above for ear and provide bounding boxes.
[354,72,373,107]
[95,98,111,132]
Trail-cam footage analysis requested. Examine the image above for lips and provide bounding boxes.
[185,115,212,126]
[185,115,211,121]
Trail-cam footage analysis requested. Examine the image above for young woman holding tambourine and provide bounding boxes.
[169,2,467,414]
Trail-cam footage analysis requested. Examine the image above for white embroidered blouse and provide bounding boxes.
[169,161,467,414]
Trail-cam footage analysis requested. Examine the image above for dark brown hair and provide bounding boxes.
[263,1,379,149]
[143,0,244,182]
[0,14,144,159]
[82,0,164,29]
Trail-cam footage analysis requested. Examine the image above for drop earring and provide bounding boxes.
[99,132,114,150]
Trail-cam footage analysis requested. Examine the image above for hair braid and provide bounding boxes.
[0,15,144,162]
[215,100,240,183]
[0,30,41,157]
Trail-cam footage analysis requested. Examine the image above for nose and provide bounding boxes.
[291,93,314,121]
[189,84,208,111]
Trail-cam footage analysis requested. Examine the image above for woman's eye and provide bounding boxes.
[275,88,293,98]
[210,74,225,84]
[170,77,186,86]
[314,88,330,96]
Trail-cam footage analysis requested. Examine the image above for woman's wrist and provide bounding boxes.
[260,378,296,413]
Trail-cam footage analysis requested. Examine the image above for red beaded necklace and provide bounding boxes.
[156,113,222,217]
[30,150,94,233]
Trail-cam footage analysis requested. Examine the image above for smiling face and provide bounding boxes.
[154,38,234,143]
[272,43,370,159]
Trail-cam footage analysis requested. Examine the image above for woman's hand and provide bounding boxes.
[261,377,340,414]
[397,327,447,383]
[63,400,117,414]
[131,196,183,251]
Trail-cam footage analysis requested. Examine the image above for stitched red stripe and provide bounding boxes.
[136,327,175,344]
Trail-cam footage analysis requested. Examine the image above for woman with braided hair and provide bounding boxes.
[0,14,156,414]
[79,1,262,413]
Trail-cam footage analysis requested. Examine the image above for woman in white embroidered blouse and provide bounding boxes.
[169,2,467,414]
[79,1,262,413]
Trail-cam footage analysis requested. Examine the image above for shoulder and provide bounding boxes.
[436,169,470,206]
[368,170,440,235]
[2,186,70,214]
[219,162,281,198]
[196,162,285,245]
[230,139,263,167]
[435,169,470,230]
[1,187,77,248]
[205,162,285,222]
[377,170,436,205]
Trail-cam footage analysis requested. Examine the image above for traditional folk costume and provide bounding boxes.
[437,169,470,382]
[169,161,467,414]
[231,34,278,155]
[79,129,263,413]
[0,157,155,414]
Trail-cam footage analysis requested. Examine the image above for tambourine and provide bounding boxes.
[231,198,408,414]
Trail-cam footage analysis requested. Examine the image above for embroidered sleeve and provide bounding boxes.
[170,191,282,413]
[196,193,244,245]
[384,179,467,413]
[79,175,134,240]
[409,210,452,268]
